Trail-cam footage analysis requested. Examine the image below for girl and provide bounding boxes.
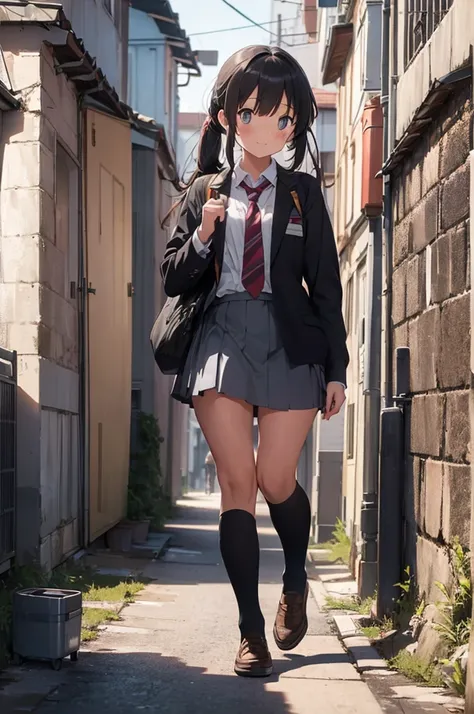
[161,45,348,678]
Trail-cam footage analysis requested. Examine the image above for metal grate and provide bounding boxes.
[0,348,16,568]
[405,0,454,67]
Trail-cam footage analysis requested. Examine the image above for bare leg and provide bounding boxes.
[194,390,257,513]
[257,407,317,503]
[193,390,264,638]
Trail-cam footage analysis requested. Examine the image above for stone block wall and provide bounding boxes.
[391,84,471,601]
[1,36,81,567]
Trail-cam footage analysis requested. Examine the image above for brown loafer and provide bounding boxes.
[234,635,273,677]
[273,582,309,651]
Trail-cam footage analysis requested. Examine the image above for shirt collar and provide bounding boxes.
[234,158,278,189]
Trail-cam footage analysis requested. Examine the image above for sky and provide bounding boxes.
[170,0,300,113]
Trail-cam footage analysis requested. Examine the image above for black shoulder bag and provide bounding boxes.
[150,176,219,375]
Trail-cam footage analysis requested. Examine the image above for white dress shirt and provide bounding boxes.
[192,159,277,297]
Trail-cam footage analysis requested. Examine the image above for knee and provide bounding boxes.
[257,468,295,505]
[218,463,257,506]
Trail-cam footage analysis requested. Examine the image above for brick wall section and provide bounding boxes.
[391,85,472,599]
[1,46,79,372]
[0,38,81,568]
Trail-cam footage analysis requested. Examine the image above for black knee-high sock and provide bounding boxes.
[267,482,311,595]
[219,509,265,638]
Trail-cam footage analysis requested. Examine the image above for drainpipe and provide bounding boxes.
[381,0,393,409]
[359,216,383,598]
[77,98,89,549]
[376,0,406,618]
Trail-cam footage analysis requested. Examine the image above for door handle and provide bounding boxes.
[127,283,134,297]
[87,283,96,295]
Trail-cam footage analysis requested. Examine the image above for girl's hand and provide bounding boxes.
[323,382,346,420]
[198,196,226,244]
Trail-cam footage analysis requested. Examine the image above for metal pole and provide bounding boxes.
[359,216,383,599]
[377,406,404,617]
[277,13,282,46]
[381,0,393,409]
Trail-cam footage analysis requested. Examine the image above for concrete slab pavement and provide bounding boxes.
[2,494,388,714]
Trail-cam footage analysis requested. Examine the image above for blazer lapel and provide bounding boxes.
[208,168,232,276]
[271,165,297,266]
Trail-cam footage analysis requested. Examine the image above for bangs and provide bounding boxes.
[224,50,315,135]
[238,56,294,117]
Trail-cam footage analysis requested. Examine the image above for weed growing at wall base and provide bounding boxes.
[434,537,472,695]
[310,518,351,565]
[389,650,444,687]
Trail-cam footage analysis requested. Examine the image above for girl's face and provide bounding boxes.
[219,90,296,159]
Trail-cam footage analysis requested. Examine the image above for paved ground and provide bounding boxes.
[3,494,386,714]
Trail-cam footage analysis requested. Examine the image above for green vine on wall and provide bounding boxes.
[127,412,171,530]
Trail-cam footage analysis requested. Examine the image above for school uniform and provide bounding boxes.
[161,160,349,411]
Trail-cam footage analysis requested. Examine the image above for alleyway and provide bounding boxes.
[31,495,383,714]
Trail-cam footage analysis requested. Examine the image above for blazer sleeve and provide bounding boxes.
[302,176,349,385]
[160,179,214,297]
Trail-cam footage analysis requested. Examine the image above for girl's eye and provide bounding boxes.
[278,116,293,131]
[239,110,252,125]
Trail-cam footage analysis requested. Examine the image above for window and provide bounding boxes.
[405,0,454,67]
[55,143,79,301]
[345,275,354,334]
[131,389,142,412]
[346,403,355,459]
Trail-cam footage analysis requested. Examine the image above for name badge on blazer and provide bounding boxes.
[286,207,303,237]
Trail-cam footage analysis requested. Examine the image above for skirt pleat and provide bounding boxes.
[171,292,326,412]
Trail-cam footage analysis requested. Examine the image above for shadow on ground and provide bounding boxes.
[30,648,350,714]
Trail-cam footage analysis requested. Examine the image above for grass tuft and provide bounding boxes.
[360,626,382,639]
[325,594,374,615]
[389,650,444,687]
[81,608,121,642]
[309,519,351,566]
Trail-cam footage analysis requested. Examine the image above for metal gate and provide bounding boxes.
[0,347,16,571]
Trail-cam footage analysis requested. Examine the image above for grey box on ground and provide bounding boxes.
[13,588,82,669]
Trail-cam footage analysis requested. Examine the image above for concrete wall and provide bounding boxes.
[0,33,82,568]
[391,82,472,601]
[131,139,185,504]
[61,0,129,100]
[332,0,375,550]
[394,0,474,141]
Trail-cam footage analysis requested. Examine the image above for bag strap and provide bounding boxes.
[290,189,302,216]
[204,173,222,285]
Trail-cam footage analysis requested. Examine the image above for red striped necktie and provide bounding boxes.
[240,177,272,298]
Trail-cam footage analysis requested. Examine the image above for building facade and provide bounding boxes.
[320,0,474,680]
[0,0,133,568]
[381,0,473,667]
[128,1,201,504]
[320,0,383,594]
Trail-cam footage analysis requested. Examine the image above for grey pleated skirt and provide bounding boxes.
[171,292,326,413]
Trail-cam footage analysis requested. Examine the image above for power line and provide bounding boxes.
[219,0,290,45]
[189,19,282,37]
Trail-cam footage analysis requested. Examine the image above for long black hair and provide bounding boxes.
[165,45,321,224]
[193,45,320,181]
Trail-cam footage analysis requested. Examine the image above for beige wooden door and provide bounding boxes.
[85,109,132,541]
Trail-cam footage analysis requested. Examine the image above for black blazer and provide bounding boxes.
[161,165,349,385]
